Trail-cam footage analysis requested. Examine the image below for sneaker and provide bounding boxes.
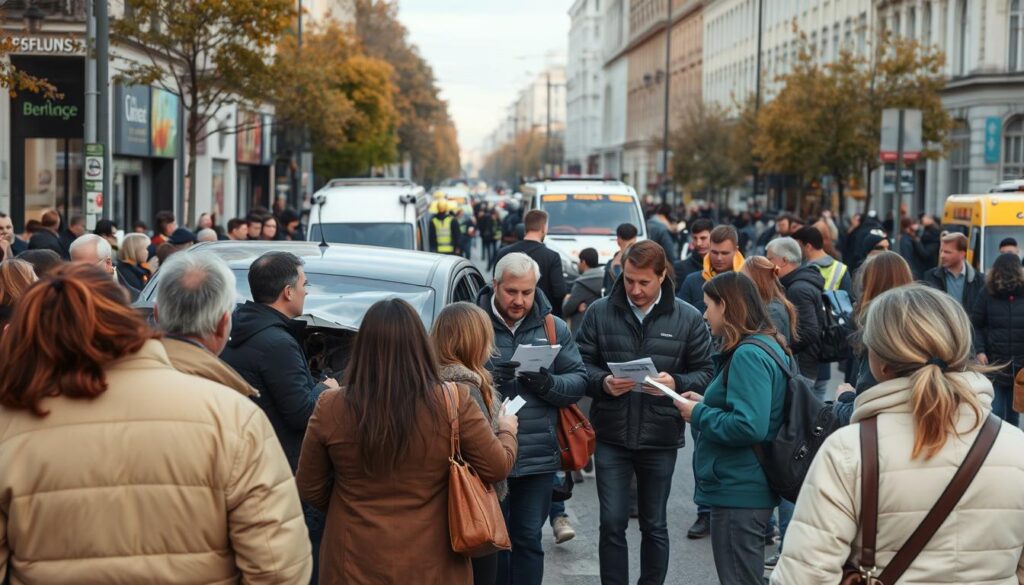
[686,512,710,539]
[552,516,576,544]
[571,469,585,483]
[764,552,780,570]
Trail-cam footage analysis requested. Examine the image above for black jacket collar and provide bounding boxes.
[608,274,677,320]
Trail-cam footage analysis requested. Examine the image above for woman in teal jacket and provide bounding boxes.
[674,271,790,585]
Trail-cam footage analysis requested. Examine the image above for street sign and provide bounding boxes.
[84,143,104,191]
[880,109,923,162]
[985,117,1002,164]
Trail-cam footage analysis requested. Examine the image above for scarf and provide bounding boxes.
[701,251,746,281]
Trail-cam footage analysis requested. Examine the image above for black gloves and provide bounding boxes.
[492,361,520,387]
[517,367,554,395]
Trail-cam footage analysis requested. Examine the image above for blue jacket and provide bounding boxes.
[677,270,708,314]
[476,286,587,477]
[691,335,789,509]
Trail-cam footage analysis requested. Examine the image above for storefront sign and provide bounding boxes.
[115,84,151,157]
[9,36,82,54]
[150,88,180,158]
[985,117,1002,164]
[10,56,85,139]
[236,110,263,165]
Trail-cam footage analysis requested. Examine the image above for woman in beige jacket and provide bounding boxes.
[772,284,1024,584]
[0,264,311,584]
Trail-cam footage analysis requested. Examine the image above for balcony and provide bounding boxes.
[1,0,88,24]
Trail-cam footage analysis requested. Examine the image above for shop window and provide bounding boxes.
[23,138,83,225]
[949,120,971,194]
[1003,116,1024,180]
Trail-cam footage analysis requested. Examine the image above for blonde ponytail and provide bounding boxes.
[908,363,982,459]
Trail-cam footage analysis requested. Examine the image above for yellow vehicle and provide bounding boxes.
[942,194,1024,271]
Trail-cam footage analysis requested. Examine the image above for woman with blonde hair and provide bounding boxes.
[431,301,506,585]
[0,258,38,326]
[772,284,1024,583]
[117,232,153,290]
[741,256,799,345]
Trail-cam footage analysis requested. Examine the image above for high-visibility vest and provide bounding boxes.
[819,260,849,292]
[493,220,502,241]
[433,215,455,253]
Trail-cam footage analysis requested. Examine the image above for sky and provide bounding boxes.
[397,0,570,162]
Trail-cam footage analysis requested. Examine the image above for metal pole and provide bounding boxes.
[545,72,551,178]
[85,0,96,144]
[753,0,764,207]
[893,108,904,247]
[661,0,671,204]
[97,0,110,220]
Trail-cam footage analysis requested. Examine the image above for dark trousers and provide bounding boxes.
[303,503,324,585]
[496,472,556,585]
[473,553,498,585]
[595,441,678,585]
[993,379,1020,427]
[483,239,498,266]
[709,507,772,585]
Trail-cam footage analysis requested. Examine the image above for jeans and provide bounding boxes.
[710,507,773,585]
[777,498,795,549]
[303,503,324,585]
[992,379,1020,427]
[550,472,568,523]
[813,362,831,402]
[496,472,555,585]
[595,442,678,585]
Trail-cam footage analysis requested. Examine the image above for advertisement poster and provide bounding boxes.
[236,110,262,165]
[212,160,226,218]
[115,84,151,157]
[150,88,179,158]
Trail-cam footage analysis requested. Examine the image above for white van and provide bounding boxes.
[521,178,646,276]
[308,178,430,251]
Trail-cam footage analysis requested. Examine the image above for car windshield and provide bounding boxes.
[310,223,414,250]
[983,227,1024,271]
[541,194,642,236]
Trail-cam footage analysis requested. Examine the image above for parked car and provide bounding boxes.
[134,240,485,378]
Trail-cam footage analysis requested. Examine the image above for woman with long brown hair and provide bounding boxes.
[741,256,799,345]
[0,264,311,583]
[431,301,506,585]
[296,298,519,585]
[673,271,792,584]
[772,285,1024,583]
[0,258,38,326]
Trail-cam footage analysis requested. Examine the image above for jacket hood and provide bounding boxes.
[439,363,482,387]
[702,252,746,281]
[781,264,825,289]
[227,301,299,348]
[852,371,993,422]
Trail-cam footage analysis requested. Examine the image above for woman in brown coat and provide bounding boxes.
[297,298,519,585]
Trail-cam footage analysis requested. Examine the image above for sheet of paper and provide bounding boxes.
[643,376,692,406]
[511,344,561,374]
[608,357,659,392]
[502,395,527,416]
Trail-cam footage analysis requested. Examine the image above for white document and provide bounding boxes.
[501,395,527,416]
[608,358,659,392]
[643,376,692,406]
[511,344,561,374]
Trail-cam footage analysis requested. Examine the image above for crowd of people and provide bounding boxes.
[0,199,1023,585]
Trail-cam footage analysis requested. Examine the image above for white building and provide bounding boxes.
[304,0,355,24]
[596,0,631,180]
[566,0,605,174]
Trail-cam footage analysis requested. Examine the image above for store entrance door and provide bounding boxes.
[20,138,84,225]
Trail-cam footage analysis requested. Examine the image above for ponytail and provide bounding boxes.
[908,364,983,460]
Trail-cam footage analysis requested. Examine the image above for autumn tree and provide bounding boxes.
[670,101,743,206]
[1,22,58,96]
[355,0,460,185]
[113,0,294,224]
[273,21,398,180]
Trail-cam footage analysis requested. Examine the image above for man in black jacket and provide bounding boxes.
[576,240,714,585]
[923,232,984,312]
[673,218,712,292]
[28,209,69,259]
[767,237,825,386]
[220,251,337,583]
[493,209,568,317]
[646,204,678,264]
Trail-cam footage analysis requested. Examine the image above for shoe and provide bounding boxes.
[764,552,780,570]
[552,516,576,544]
[687,512,710,539]
[764,526,779,546]
[583,457,594,473]
[571,469,584,483]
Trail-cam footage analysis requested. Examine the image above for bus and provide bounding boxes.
[941,194,1024,271]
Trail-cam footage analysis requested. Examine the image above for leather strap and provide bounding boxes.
[443,382,462,461]
[876,413,1001,584]
[543,314,557,346]
[858,417,879,572]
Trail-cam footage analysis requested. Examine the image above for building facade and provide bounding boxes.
[566,0,605,174]
[596,0,631,181]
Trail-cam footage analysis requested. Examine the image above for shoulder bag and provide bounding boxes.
[841,413,1001,584]
[542,314,596,471]
[443,382,511,557]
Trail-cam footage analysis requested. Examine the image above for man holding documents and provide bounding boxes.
[575,240,714,585]
[476,252,587,585]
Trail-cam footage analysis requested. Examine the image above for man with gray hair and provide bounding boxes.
[154,252,255,397]
[766,237,825,385]
[196,228,219,243]
[475,251,587,585]
[70,233,140,301]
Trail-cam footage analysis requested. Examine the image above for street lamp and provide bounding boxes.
[24,1,45,33]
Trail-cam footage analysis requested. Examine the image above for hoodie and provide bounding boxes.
[220,301,326,471]
[780,265,826,378]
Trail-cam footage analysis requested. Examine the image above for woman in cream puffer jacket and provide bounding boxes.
[772,285,1024,584]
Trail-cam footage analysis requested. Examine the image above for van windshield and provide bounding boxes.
[984,226,1024,270]
[541,194,642,236]
[311,223,415,250]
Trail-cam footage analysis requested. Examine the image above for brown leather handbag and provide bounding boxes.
[542,314,596,471]
[443,383,512,558]
[840,413,1001,584]
[1013,367,1024,414]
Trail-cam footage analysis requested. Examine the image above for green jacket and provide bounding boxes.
[691,334,789,509]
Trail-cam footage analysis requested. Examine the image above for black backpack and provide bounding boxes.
[724,337,842,502]
[818,289,855,363]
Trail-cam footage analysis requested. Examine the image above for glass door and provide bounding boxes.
[23,138,83,224]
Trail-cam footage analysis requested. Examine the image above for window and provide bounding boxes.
[957,0,969,75]
[908,7,916,39]
[1011,0,1023,71]
[893,12,901,37]
[1004,116,1024,180]
[924,2,933,46]
[950,120,971,194]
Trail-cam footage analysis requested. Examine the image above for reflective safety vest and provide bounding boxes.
[493,220,502,241]
[433,215,455,253]
[819,260,849,292]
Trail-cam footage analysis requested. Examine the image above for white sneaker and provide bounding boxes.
[552,516,576,544]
